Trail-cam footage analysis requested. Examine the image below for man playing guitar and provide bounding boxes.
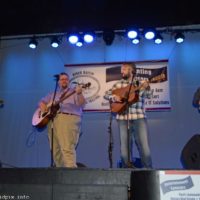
[37,72,86,168]
[104,62,153,168]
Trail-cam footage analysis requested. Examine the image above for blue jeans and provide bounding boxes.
[118,118,152,168]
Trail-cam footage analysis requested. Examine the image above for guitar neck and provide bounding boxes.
[52,83,90,106]
[134,79,151,91]
[57,89,76,105]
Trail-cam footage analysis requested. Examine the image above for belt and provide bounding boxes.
[58,112,79,117]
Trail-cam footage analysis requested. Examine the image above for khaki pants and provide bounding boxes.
[48,113,81,168]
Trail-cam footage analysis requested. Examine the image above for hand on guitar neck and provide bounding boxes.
[75,85,83,95]
[140,80,150,90]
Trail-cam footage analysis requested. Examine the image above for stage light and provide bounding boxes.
[68,34,79,44]
[83,33,94,43]
[144,29,155,40]
[127,30,138,39]
[51,37,60,48]
[29,38,38,49]
[132,36,140,44]
[175,32,185,43]
[154,33,163,44]
[76,38,84,47]
[103,30,115,46]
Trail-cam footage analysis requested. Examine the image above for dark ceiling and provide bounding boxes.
[0,0,199,36]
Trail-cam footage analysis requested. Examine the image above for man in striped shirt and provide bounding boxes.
[104,63,153,168]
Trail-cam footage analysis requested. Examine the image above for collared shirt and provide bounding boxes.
[39,87,85,116]
[104,79,153,120]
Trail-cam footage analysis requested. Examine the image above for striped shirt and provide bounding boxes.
[104,79,153,120]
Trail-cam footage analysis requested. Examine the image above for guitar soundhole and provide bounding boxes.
[42,112,48,118]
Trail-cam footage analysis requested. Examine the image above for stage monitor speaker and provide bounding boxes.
[181,134,200,169]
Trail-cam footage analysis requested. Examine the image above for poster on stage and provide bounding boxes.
[65,60,171,112]
[159,170,200,200]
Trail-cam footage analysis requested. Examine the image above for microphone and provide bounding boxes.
[53,74,60,81]
[0,99,4,106]
[54,74,60,78]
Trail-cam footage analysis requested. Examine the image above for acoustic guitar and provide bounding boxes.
[32,83,90,128]
[110,82,148,114]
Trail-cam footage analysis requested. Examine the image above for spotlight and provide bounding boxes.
[175,32,185,43]
[103,30,115,46]
[144,29,155,40]
[127,29,138,39]
[76,38,84,47]
[51,37,60,48]
[132,36,140,44]
[83,33,94,43]
[29,38,38,49]
[154,33,163,44]
[68,34,79,44]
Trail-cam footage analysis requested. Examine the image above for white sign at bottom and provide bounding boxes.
[159,171,200,200]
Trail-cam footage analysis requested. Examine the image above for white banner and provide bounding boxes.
[65,61,171,111]
[159,170,200,200]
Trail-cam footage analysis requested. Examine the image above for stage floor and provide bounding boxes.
[0,168,200,200]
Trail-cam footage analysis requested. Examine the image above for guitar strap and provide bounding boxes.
[49,88,71,115]
[59,88,70,101]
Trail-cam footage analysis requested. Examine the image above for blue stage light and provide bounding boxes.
[29,38,38,49]
[83,33,94,43]
[76,38,84,47]
[144,30,155,40]
[175,32,185,43]
[68,34,79,44]
[51,37,60,48]
[127,30,138,39]
[154,33,163,44]
[132,36,140,44]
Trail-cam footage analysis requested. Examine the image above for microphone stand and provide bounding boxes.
[124,74,136,168]
[0,99,4,108]
[49,77,59,167]
[108,100,114,168]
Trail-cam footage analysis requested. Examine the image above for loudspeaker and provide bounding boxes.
[181,134,200,169]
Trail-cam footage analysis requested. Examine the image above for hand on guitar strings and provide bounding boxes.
[39,102,48,112]
[112,95,122,102]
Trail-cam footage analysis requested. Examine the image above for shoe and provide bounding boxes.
[126,162,136,169]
